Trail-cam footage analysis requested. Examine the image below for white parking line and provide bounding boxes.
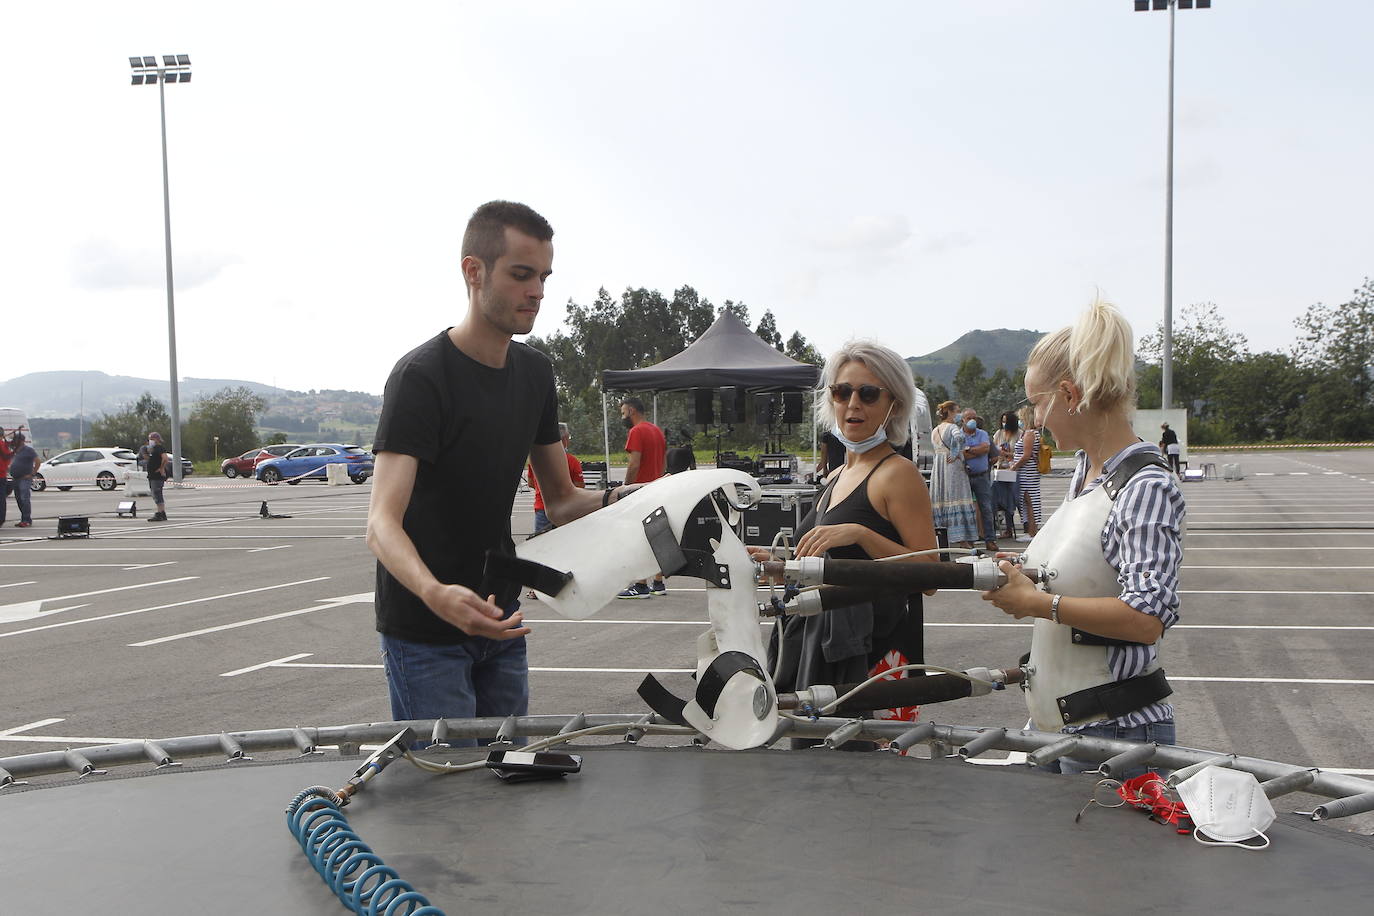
[0,577,198,624]
[221,653,313,677]
[0,577,330,639]
[0,717,64,736]
[0,580,36,589]
[131,592,374,646]
[1173,676,1374,685]
[0,563,178,569]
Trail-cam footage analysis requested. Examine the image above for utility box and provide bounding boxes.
[123,471,152,497]
[325,463,349,486]
[737,485,818,550]
[1222,463,1244,481]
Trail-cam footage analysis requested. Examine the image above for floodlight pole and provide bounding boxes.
[157,71,184,483]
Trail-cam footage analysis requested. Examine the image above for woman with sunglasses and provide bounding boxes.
[981,299,1185,777]
[929,401,980,549]
[763,341,939,747]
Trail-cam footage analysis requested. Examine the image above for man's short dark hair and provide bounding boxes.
[621,397,646,415]
[461,201,554,271]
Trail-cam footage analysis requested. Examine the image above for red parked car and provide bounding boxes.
[221,444,298,478]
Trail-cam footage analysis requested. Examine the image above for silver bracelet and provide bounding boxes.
[1050,593,1063,624]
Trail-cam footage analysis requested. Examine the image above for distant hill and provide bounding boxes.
[0,370,380,424]
[906,328,1044,390]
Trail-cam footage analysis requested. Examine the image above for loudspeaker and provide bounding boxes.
[690,388,714,426]
[719,387,746,423]
[782,390,803,423]
[753,392,779,425]
[56,516,91,539]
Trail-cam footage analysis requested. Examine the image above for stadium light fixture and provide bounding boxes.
[127,53,192,483]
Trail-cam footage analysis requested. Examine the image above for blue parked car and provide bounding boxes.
[255,443,373,485]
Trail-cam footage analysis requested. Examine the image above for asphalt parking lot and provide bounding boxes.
[2,449,1372,818]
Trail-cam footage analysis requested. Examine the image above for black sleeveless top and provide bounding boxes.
[801,450,903,557]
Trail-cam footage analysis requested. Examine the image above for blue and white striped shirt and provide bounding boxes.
[1064,440,1186,728]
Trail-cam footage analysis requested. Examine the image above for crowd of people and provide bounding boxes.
[361,199,1184,774]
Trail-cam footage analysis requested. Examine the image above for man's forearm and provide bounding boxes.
[625,453,643,485]
[366,514,442,606]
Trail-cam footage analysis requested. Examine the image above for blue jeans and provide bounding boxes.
[149,476,166,508]
[532,508,552,534]
[0,477,7,525]
[1042,719,1178,779]
[380,628,529,748]
[10,477,32,524]
[967,470,995,541]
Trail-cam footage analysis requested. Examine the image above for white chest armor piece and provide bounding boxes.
[1020,480,1162,731]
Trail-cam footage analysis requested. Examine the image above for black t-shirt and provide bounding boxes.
[147,444,169,480]
[1160,428,1179,446]
[373,331,560,643]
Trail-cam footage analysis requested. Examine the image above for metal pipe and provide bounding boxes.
[1311,791,1374,822]
[957,728,1007,760]
[888,722,936,753]
[1259,768,1317,800]
[1161,0,1176,412]
[1026,736,1081,768]
[1097,742,1157,779]
[157,72,183,483]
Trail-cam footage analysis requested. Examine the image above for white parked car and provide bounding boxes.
[32,447,140,492]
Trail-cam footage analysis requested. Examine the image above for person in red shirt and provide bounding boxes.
[0,429,14,527]
[527,423,584,536]
[617,397,668,598]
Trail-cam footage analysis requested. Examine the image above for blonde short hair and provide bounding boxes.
[816,340,917,446]
[1027,297,1137,414]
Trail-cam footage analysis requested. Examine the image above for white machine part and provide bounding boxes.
[517,469,778,750]
[1020,484,1162,731]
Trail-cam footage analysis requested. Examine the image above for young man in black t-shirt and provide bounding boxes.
[368,201,622,738]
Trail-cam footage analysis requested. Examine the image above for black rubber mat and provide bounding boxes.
[2,745,1370,914]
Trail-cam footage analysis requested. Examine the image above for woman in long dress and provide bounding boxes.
[928,400,979,548]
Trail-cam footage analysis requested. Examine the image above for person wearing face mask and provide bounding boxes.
[960,409,997,550]
[929,401,979,549]
[981,298,1185,778]
[761,340,939,747]
[144,432,171,522]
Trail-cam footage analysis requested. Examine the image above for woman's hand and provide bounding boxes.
[980,560,1047,620]
[795,523,863,558]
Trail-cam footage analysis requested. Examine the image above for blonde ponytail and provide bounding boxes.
[1028,297,1137,413]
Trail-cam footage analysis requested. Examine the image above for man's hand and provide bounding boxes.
[423,583,531,640]
[795,523,864,558]
[980,560,1046,620]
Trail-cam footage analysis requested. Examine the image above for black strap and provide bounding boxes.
[695,651,765,719]
[481,551,574,597]
[1102,451,1172,501]
[636,675,690,726]
[1069,628,1149,649]
[1056,668,1172,725]
[643,505,732,588]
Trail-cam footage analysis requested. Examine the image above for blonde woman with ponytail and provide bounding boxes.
[981,299,1186,778]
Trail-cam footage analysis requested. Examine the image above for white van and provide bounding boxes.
[0,407,29,442]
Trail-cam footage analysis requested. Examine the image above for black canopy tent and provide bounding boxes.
[597,312,822,471]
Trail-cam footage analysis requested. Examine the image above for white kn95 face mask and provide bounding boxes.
[1174,765,1276,850]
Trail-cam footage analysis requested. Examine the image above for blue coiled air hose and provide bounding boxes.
[286,786,446,916]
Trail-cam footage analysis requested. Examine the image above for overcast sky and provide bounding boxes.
[4,1,1370,396]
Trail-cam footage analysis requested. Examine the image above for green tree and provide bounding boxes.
[1138,303,1246,420]
[784,331,825,372]
[981,367,1025,419]
[1291,279,1374,439]
[1212,352,1308,441]
[952,355,987,405]
[264,431,289,446]
[755,310,783,350]
[720,299,750,326]
[87,392,171,450]
[182,386,268,460]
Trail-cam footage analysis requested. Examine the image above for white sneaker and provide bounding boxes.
[1015,534,1033,542]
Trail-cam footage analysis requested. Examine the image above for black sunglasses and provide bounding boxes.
[829,383,887,404]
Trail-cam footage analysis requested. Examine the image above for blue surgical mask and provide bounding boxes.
[965,420,977,431]
[831,422,888,455]
[832,402,895,455]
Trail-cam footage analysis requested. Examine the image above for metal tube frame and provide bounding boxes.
[4,715,1373,821]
